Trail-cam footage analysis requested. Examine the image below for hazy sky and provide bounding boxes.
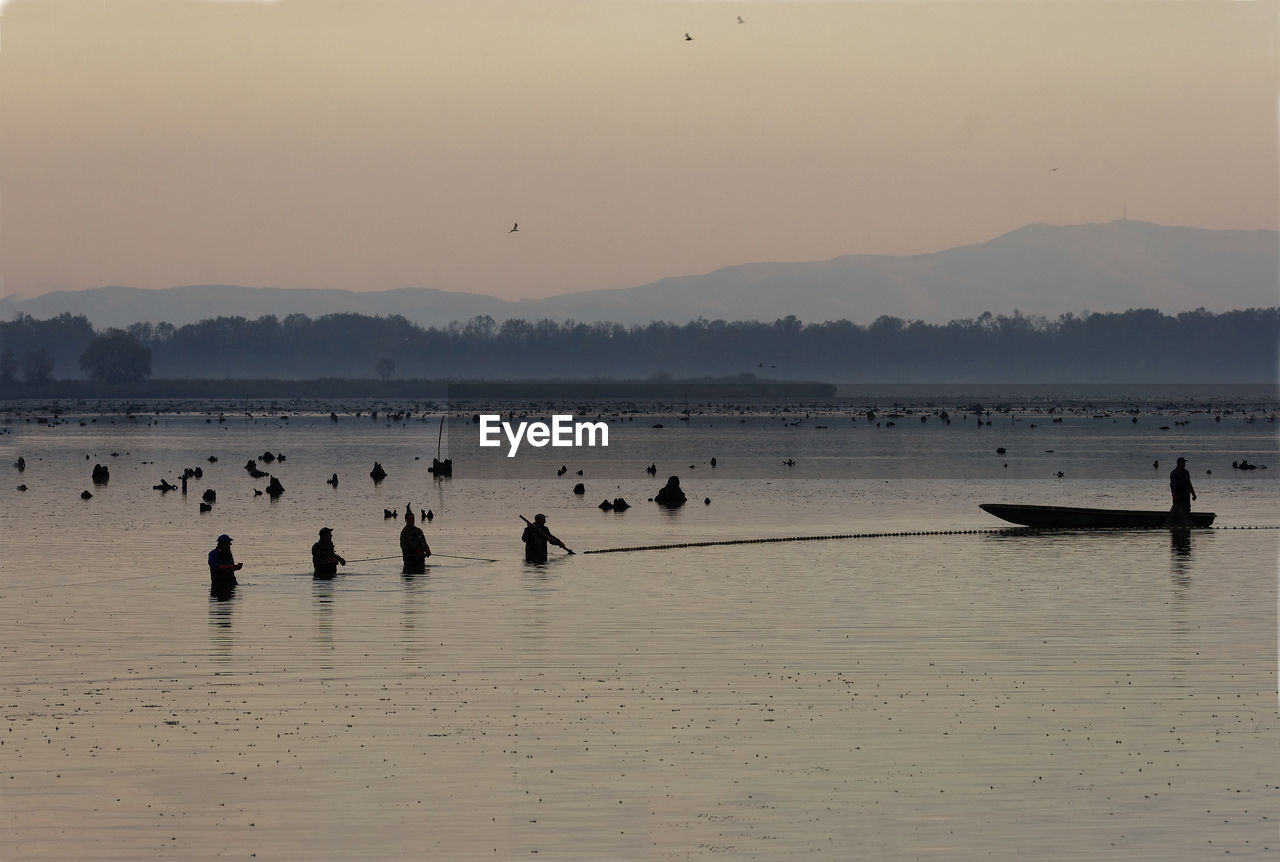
[1,0,1275,301]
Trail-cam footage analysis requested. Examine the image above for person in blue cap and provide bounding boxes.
[208,533,243,593]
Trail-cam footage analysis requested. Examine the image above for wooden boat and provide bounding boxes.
[979,503,1216,529]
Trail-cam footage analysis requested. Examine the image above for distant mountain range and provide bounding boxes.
[3,221,1275,329]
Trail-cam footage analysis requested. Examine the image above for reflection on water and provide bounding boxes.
[312,576,336,660]
[1169,526,1194,580]
[207,589,235,663]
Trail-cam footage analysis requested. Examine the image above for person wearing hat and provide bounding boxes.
[311,527,347,578]
[521,513,572,563]
[208,534,243,594]
[399,510,432,574]
[1168,457,1197,525]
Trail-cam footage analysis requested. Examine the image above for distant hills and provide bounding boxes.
[3,221,1275,329]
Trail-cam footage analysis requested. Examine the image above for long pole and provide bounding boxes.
[520,515,574,555]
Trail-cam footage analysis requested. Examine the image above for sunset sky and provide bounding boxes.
[1,0,1275,302]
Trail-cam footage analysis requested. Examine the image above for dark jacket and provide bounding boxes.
[312,538,340,575]
[208,546,238,587]
[522,523,561,562]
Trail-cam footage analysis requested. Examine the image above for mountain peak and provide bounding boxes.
[2,222,1274,329]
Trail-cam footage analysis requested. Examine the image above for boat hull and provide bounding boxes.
[979,503,1216,529]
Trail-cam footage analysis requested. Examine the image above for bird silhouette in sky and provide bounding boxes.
[737,16,744,23]
[685,32,693,41]
[1049,167,1059,173]
[509,222,518,233]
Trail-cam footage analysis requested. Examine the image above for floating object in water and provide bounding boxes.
[327,473,338,486]
[654,476,686,507]
[370,462,387,481]
[202,488,216,503]
[979,503,1216,529]
[265,476,284,498]
[80,490,92,499]
[573,483,585,495]
[430,416,452,477]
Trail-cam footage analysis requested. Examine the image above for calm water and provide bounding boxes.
[3,393,1277,860]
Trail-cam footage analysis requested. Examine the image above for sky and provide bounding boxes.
[0,0,1276,302]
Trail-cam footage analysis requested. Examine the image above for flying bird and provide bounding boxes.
[684,32,693,41]
[737,16,744,23]
[509,222,518,233]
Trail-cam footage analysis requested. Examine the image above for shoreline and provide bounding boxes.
[2,384,1277,423]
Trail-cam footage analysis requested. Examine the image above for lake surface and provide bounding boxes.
[3,389,1277,860]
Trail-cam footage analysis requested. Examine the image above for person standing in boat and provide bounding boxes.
[208,533,243,594]
[522,513,573,563]
[399,510,431,574]
[311,527,346,577]
[1168,457,1197,523]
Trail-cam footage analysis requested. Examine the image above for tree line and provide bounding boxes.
[1,307,1277,388]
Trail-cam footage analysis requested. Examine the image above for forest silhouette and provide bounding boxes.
[1,307,1276,392]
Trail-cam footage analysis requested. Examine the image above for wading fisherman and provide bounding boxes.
[399,510,431,574]
[521,513,573,563]
[1168,456,1197,526]
[311,527,346,577]
[208,533,242,595]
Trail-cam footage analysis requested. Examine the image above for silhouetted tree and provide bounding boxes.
[79,328,151,383]
[23,348,55,383]
[8,306,1277,383]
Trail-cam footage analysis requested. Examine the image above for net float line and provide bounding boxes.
[584,528,1004,554]
[583,524,1279,555]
